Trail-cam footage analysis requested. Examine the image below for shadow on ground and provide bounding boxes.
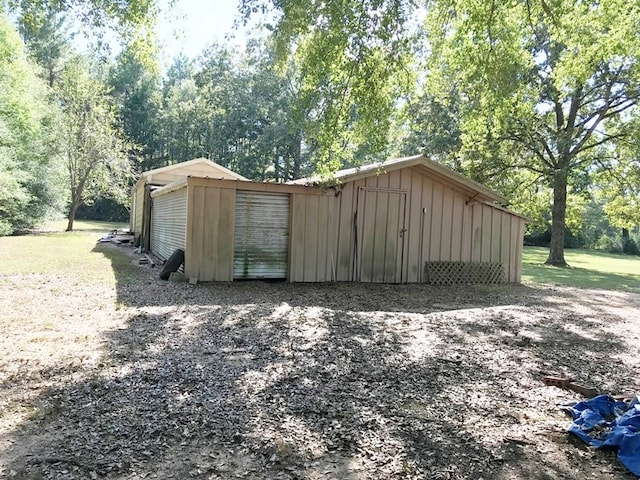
[2,243,638,479]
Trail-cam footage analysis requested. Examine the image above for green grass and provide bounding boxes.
[522,246,640,291]
[38,219,129,233]
[0,220,137,285]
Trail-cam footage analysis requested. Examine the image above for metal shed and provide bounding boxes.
[129,158,247,253]
[150,155,527,284]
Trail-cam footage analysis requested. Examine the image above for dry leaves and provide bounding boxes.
[1,244,639,479]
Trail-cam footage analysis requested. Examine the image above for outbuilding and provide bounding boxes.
[148,155,527,284]
[129,158,247,250]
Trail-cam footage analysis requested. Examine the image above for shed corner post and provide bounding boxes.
[184,182,195,282]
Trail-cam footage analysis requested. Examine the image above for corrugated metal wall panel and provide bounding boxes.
[333,166,525,284]
[234,191,290,279]
[356,187,407,283]
[185,185,235,282]
[289,193,340,282]
[150,188,187,261]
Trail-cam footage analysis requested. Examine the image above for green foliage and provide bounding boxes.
[18,9,73,86]
[76,197,129,222]
[56,56,132,230]
[592,115,640,230]
[153,39,312,181]
[240,0,416,171]
[425,0,640,265]
[391,85,463,166]
[109,35,162,170]
[12,0,157,35]
[0,12,65,235]
[239,1,640,267]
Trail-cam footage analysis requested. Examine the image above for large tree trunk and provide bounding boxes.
[66,202,79,232]
[545,168,569,267]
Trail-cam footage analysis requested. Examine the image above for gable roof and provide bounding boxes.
[291,154,507,205]
[140,158,248,182]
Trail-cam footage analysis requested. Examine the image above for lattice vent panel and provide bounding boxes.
[424,261,505,285]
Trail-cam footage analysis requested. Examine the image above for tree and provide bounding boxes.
[109,35,162,171]
[239,0,416,171]
[0,12,64,235]
[18,8,74,87]
[595,119,640,239]
[11,0,156,34]
[242,0,640,266]
[391,85,463,168]
[154,40,313,180]
[56,57,131,231]
[194,39,311,180]
[426,0,640,266]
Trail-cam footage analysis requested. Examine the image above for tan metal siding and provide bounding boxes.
[429,182,443,261]
[233,191,290,279]
[440,189,454,260]
[179,167,525,284]
[450,193,465,262]
[500,213,512,280]
[184,185,235,282]
[332,166,525,284]
[132,183,145,235]
[481,205,492,262]
[289,194,339,282]
[130,187,135,232]
[514,218,525,282]
[355,187,407,283]
[150,187,187,261]
[335,181,359,280]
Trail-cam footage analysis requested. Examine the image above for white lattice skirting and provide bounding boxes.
[424,261,505,285]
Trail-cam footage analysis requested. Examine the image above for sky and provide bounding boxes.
[156,0,248,64]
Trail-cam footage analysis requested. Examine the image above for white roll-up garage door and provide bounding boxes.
[150,187,187,261]
[234,191,290,279]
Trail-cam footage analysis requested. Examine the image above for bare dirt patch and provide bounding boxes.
[1,243,639,479]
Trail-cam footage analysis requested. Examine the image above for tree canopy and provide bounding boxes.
[57,57,132,231]
[0,12,64,235]
[2,0,639,260]
[240,0,640,264]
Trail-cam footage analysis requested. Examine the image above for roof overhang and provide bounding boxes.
[150,177,188,197]
[291,154,507,205]
[136,158,248,190]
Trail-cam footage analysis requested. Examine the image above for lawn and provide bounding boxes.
[0,220,130,280]
[522,246,640,291]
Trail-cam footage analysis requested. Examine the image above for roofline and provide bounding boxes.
[150,177,188,197]
[141,158,249,181]
[292,154,507,205]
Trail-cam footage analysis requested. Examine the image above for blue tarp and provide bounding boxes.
[563,394,640,476]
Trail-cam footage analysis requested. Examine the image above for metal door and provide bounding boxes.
[356,187,407,283]
[233,191,290,279]
[150,187,187,261]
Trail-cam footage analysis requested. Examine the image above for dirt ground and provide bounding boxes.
[1,242,639,480]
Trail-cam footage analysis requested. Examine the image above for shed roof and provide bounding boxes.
[291,154,507,205]
[139,158,248,183]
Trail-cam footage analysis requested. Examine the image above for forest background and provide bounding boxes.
[1,0,639,266]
